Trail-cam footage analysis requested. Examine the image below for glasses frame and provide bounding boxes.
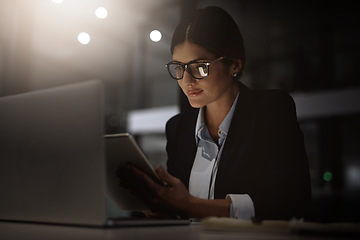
[165,57,225,80]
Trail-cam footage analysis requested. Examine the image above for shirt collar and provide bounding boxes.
[195,107,207,144]
[219,93,239,136]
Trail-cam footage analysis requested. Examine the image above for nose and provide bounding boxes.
[182,70,196,85]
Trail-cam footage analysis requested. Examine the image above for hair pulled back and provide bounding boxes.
[171,6,246,79]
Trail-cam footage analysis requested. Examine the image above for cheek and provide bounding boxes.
[177,81,185,91]
[205,75,233,95]
[202,76,221,91]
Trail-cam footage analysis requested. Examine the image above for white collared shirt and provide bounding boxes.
[188,94,255,219]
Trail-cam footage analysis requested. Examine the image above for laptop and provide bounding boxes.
[0,80,189,227]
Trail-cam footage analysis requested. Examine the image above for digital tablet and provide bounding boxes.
[105,133,160,210]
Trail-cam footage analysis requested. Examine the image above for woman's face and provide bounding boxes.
[172,41,238,109]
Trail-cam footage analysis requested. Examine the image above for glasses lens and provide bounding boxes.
[189,63,208,79]
[167,63,183,80]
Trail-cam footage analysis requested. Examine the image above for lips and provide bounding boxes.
[187,89,203,97]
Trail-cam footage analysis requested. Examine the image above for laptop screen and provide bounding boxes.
[0,80,108,226]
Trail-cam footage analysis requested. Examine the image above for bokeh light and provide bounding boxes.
[149,30,162,42]
[95,7,108,19]
[323,171,333,182]
[77,32,91,45]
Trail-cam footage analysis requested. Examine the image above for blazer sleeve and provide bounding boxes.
[215,89,311,220]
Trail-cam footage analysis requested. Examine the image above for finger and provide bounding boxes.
[155,165,180,187]
[130,164,162,191]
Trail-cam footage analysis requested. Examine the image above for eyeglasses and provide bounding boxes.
[165,57,224,80]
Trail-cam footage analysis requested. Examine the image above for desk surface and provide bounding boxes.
[0,221,356,240]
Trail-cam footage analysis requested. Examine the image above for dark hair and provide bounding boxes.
[170,6,246,79]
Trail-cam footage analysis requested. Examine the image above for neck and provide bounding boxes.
[205,83,239,140]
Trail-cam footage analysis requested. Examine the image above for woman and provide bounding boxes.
[119,6,311,220]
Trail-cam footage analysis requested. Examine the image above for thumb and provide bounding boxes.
[155,165,177,186]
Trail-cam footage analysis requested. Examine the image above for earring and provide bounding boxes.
[233,73,238,77]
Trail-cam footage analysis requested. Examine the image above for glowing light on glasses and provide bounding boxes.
[95,7,108,19]
[78,32,91,45]
[150,30,162,42]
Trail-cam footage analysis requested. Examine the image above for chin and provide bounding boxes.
[188,100,206,109]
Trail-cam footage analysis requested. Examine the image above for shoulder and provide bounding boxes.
[253,88,294,106]
[165,108,199,163]
[238,81,294,106]
[166,113,181,130]
[166,108,198,130]
[235,82,298,127]
[248,89,299,132]
[257,89,296,114]
[242,85,296,114]
[165,107,199,138]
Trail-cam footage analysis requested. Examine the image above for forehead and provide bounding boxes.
[172,41,216,62]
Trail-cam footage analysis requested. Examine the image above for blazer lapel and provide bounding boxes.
[215,82,256,192]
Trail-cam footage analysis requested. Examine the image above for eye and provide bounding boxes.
[195,63,208,77]
[174,65,183,70]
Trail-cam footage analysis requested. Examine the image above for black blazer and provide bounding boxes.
[165,82,311,220]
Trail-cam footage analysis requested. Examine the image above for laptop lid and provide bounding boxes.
[0,80,108,226]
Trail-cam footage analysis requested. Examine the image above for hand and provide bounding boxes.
[117,164,193,217]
